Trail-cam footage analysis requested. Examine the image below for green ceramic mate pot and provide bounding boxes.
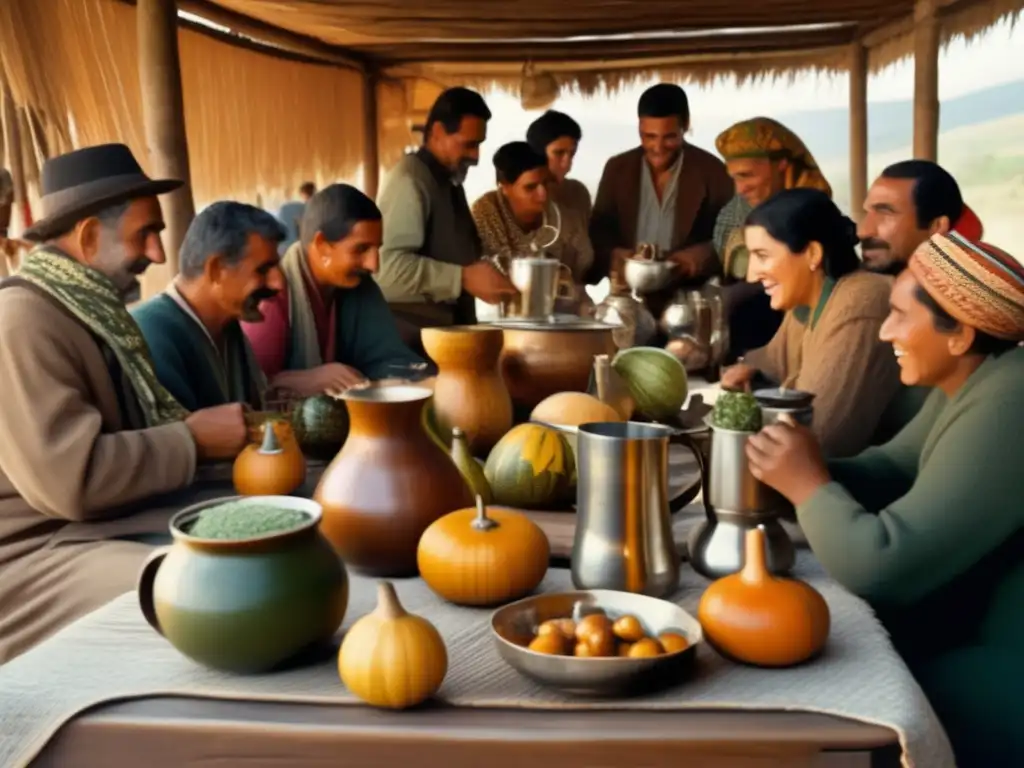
[137,495,348,674]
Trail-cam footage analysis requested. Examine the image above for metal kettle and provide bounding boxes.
[687,415,797,580]
[594,290,657,349]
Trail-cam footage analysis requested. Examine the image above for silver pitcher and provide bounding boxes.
[687,419,796,580]
[753,387,815,519]
[506,256,575,320]
[571,422,704,598]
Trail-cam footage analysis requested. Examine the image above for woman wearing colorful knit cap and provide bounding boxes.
[746,231,1024,767]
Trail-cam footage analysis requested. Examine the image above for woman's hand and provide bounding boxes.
[720,363,756,391]
[745,419,831,507]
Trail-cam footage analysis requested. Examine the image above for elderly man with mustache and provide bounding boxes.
[241,183,428,396]
[132,201,288,411]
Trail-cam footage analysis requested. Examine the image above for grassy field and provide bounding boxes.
[821,112,1024,254]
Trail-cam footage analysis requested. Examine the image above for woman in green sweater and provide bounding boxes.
[746,231,1024,768]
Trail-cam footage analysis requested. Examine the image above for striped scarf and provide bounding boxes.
[18,246,190,425]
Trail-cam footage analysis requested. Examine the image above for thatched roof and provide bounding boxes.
[1,0,1021,214]
[193,0,1024,91]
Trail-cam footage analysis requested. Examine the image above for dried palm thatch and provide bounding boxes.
[0,0,368,207]
[205,0,1023,94]
[0,0,1021,210]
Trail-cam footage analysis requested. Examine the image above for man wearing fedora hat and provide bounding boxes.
[0,143,248,662]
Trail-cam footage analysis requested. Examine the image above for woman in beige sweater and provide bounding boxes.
[721,188,901,458]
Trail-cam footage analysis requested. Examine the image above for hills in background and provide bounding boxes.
[772,79,1024,161]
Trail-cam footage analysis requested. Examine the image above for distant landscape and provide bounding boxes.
[463,78,1024,255]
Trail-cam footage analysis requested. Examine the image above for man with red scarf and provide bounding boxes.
[859,160,983,276]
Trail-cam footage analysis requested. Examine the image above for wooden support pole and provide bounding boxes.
[137,0,194,284]
[0,82,23,235]
[848,41,869,221]
[363,70,380,199]
[912,0,940,161]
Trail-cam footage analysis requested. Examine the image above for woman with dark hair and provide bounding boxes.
[471,141,594,306]
[746,232,1024,767]
[720,188,901,457]
[526,110,592,227]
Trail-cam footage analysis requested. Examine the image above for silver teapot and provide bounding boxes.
[594,291,657,349]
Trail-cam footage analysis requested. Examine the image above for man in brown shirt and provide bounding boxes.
[589,83,734,322]
[0,144,246,663]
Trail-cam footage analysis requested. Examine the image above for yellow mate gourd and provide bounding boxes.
[338,581,447,709]
[233,419,306,496]
[418,495,550,606]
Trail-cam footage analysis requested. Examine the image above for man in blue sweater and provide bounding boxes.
[132,202,286,411]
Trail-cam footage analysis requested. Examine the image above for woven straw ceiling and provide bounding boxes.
[200,0,1024,88]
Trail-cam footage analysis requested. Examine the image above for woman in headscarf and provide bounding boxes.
[471,141,593,311]
[526,110,592,229]
[745,231,1024,767]
[720,188,902,458]
[714,117,833,359]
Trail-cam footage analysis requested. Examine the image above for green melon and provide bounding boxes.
[484,423,575,509]
[291,395,349,460]
[611,347,688,421]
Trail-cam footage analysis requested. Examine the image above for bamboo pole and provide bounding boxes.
[848,41,868,221]
[137,0,195,292]
[912,0,940,161]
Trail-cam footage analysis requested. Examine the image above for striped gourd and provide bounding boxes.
[484,424,575,509]
[611,347,689,421]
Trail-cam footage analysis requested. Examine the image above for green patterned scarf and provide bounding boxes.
[18,246,190,426]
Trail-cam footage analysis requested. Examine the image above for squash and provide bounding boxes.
[450,427,493,504]
[530,391,623,427]
[698,527,830,668]
[484,423,575,509]
[338,581,447,709]
[291,394,349,460]
[233,419,306,496]
[611,346,688,421]
[418,495,549,606]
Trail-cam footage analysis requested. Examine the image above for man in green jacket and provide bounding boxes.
[376,87,515,347]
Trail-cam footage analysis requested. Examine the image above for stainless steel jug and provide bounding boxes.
[571,422,704,598]
[507,257,575,319]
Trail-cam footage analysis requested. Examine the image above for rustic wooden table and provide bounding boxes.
[34,697,900,768]
[41,384,896,768]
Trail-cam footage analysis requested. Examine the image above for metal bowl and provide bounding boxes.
[491,589,702,696]
[623,257,674,294]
